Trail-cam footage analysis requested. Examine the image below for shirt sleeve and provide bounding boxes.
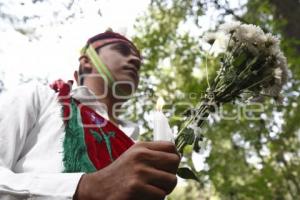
[0,82,83,200]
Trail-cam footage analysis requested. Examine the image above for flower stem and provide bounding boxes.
[205,49,212,89]
[176,102,210,152]
[245,75,273,91]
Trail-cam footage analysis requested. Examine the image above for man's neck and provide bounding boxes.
[98,95,120,126]
[83,80,123,125]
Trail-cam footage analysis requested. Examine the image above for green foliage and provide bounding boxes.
[132,0,300,199]
[177,167,200,182]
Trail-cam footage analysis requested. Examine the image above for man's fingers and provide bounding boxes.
[145,168,178,195]
[135,182,166,200]
[136,141,178,154]
[143,150,180,173]
[131,141,181,174]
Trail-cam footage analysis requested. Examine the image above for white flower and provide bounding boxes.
[211,22,288,102]
[210,32,229,55]
[233,24,267,53]
[265,33,280,48]
[274,67,282,82]
[263,84,282,97]
[274,51,289,85]
[203,32,218,45]
[263,59,288,100]
[219,21,241,34]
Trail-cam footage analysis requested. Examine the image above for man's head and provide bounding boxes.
[74,30,142,97]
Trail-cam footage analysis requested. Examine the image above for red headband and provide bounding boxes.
[81,31,141,59]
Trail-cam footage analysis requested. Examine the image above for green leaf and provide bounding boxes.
[232,51,248,69]
[177,167,200,182]
[90,130,103,143]
[184,128,195,145]
[193,135,204,153]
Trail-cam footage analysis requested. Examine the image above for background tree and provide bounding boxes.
[130,0,300,199]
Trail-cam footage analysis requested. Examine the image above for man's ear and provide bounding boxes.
[81,56,93,70]
[77,56,93,85]
[74,71,79,85]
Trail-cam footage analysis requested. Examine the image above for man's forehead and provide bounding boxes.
[89,32,140,56]
[80,31,142,60]
[101,42,140,58]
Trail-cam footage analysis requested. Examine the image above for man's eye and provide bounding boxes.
[112,43,131,56]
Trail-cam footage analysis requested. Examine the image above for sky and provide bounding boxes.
[0,0,150,89]
[0,0,247,90]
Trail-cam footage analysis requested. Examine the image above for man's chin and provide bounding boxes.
[112,81,137,99]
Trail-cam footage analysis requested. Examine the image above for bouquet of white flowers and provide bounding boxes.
[175,22,288,181]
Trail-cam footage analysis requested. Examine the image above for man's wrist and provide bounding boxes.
[73,174,87,200]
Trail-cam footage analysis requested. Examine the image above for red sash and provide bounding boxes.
[50,80,134,171]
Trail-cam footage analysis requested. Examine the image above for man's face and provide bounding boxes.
[96,42,141,94]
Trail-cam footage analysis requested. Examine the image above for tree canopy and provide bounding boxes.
[131,0,300,199]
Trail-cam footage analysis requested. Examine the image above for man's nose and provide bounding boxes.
[127,55,141,71]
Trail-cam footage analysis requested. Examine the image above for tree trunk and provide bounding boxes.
[270,0,300,53]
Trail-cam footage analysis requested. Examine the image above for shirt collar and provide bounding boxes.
[70,86,139,140]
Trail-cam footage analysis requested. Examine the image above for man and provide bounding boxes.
[0,30,180,200]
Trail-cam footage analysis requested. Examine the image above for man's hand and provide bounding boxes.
[74,141,180,200]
